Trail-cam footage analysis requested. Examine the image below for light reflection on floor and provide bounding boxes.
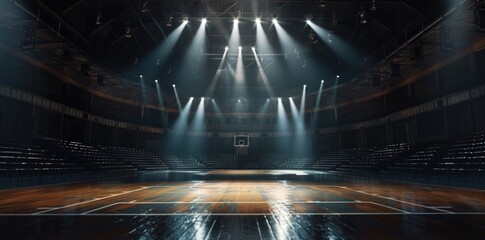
[0,170,485,239]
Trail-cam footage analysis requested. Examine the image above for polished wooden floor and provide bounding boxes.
[1,170,485,239]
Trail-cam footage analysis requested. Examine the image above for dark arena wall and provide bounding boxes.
[2,0,485,239]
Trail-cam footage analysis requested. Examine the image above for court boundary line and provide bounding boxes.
[0,170,167,192]
[2,212,485,217]
[339,186,455,214]
[78,200,369,215]
[325,171,485,192]
[32,186,150,215]
[77,200,411,215]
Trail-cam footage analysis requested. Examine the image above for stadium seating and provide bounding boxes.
[101,146,169,171]
[2,131,485,182]
[43,139,136,173]
[0,137,84,177]
[434,131,485,174]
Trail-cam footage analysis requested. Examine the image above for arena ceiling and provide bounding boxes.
[0,0,481,112]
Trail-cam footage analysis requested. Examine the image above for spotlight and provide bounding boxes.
[166,17,173,27]
[251,47,255,51]
[272,18,278,24]
[96,14,102,25]
[234,19,239,24]
[202,18,207,24]
[211,99,215,102]
[154,79,158,83]
[190,97,194,100]
[303,84,307,88]
[278,97,281,101]
[305,14,312,24]
[238,99,241,102]
[141,0,149,13]
[289,97,292,100]
[266,98,270,102]
[255,18,261,24]
[319,0,326,8]
[183,16,189,23]
[336,75,340,78]
[172,84,176,88]
[321,80,324,83]
[201,97,205,100]
[369,0,377,11]
[96,2,103,25]
[125,27,132,38]
[225,46,229,50]
[359,10,367,24]
[238,46,242,50]
[139,74,143,78]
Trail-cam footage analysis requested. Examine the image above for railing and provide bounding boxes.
[2,83,485,137]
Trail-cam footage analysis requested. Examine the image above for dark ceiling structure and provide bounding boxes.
[0,0,482,112]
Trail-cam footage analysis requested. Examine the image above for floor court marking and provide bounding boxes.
[3,212,485,217]
[81,202,122,215]
[32,186,150,215]
[339,186,455,214]
[115,201,362,204]
[78,200,403,215]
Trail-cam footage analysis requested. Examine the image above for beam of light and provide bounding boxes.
[276,97,291,154]
[277,98,289,132]
[234,98,245,112]
[205,47,228,97]
[300,84,307,117]
[175,20,207,85]
[232,46,247,98]
[155,80,163,106]
[289,97,304,131]
[259,99,270,113]
[172,85,182,110]
[311,80,325,128]
[228,19,240,54]
[139,75,148,104]
[289,97,308,154]
[201,18,207,25]
[190,98,205,132]
[211,99,222,117]
[173,97,194,131]
[273,20,312,81]
[252,48,275,97]
[307,21,364,67]
[156,21,188,68]
[155,81,168,126]
[256,18,275,54]
[235,46,245,84]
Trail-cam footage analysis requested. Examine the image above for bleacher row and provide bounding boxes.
[0,138,169,177]
[1,131,485,179]
[312,131,485,176]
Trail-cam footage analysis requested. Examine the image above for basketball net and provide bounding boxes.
[236,145,248,155]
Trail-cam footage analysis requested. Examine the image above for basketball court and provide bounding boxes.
[1,170,485,239]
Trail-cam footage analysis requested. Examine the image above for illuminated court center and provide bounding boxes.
[1,0,485,239]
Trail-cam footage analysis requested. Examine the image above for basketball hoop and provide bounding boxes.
[234,134,249,155]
